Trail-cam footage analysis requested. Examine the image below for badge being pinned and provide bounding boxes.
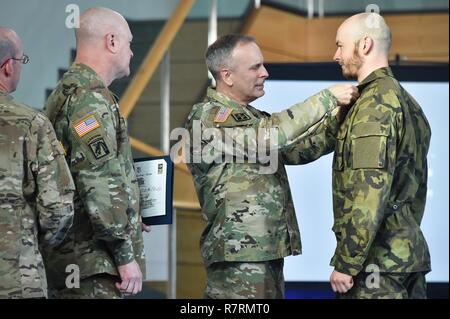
[74,115,100,137]
[214,106,233,123]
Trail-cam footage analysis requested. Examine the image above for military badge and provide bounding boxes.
[214,106,233,123]
[231,112,251,122]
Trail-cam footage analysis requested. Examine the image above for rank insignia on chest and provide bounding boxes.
[214,106,233,123]
[73,115,100,137]
[231,112,251,122]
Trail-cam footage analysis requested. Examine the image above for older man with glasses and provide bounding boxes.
[0,54,29,68]
[0,26,75,299]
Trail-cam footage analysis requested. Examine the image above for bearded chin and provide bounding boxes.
[342,54,363,80]
[342,68,358,80]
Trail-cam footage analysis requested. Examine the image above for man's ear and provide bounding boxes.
[361,36,373,55]
[106,33,118,53]
[3,59,14,77]
[220,68,233,86]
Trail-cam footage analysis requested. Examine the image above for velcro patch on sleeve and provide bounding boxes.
[214,107,233,123]
[73,115,100,137]
[88,137,110,160]
[231,112,251,122]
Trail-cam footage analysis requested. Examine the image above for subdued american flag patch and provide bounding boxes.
[214,106,233,123]
[73,115,100,137]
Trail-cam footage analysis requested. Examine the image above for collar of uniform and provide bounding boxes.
[0,91,12,100]
[357,67,394,92]
[67,62,108,91]
[207,87,246,110]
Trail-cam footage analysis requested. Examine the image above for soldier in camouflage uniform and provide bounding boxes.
[0,27,74,299]
[185,34,358,298]
[42,8,146,299]
[329,13,431,299]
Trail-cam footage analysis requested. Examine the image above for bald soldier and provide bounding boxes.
[185,34,358,299]
[0,27,74,298]
[329,13,431,298]
[43,8,146,298]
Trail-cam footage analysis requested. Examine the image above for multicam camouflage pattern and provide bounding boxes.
[339,271,427,299]
[185,87,338,267]
[331,67,431,279]
[42,63,145,294]
[0,92,74,299]
[205,259,284,299]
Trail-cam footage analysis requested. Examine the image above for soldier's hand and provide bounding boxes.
[328,84,359,106]
[115,260,143,296]
[330,270,354,294]
[142,222,151,233]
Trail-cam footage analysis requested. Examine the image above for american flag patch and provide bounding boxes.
[214,107,233,123]
[73,115,100,137]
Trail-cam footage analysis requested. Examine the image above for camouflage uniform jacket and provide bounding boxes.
[186,87,338,266]
[331,67,431,276]
[43,63,145,288]
[0,92,74,298]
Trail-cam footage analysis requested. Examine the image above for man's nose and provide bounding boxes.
[333,50,340,62]
[261,65,269,78]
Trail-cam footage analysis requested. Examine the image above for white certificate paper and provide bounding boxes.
[135,159,167,218]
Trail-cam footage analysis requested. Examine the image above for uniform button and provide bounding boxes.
[392,204,398,210]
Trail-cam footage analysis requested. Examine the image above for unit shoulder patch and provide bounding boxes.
[88,137,110,160]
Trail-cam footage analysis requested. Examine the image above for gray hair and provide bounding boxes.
[205,34,255,81]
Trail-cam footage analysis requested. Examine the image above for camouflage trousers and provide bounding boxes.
[339,272,427,299]
[204,259,284,299]
[49,274,122,299]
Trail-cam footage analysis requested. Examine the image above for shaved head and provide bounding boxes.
[0,27,24,92]
[76,7,129,47]
[334,13,391,82]
[0,27,21,64]
[74,7,134,85]
[339,13,391,54]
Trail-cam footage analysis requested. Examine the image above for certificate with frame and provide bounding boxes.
[134,156,174,225]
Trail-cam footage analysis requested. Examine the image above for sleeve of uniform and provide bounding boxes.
[33,114,75,246]
[280,106,339,165]
[67,92,136,266]
[331,98,399,276]
[200,89,338,163]
[270,89,338,147]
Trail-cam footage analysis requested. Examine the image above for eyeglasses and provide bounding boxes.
[0,54,29,68]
